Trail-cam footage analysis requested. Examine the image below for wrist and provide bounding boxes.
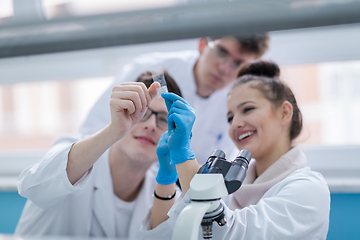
[154,190,176,200]
[156,169,178,185]
[154,183,176,196]
[104,124,127,143]
[170,148,195,165]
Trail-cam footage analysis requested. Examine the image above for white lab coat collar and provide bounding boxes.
[91,151,157,238]
[127,166,155,237]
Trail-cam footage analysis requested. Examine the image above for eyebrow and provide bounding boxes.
[227,101,255,116]
[156,110,168,115]
[148,107,167,114]
[217,44,245,64]
[217,44,229,54]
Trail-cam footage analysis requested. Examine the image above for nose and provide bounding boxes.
[231,114,245,129]
[218,60,235,76]
[144,114,157,131]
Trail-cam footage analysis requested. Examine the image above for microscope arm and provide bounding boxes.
[172,201,213,240]
[172,174,228,240]
[171,150,251,240]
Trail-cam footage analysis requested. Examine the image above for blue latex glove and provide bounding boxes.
[161,92,196,164]
[156,132,178,185]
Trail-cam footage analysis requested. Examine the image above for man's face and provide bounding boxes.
[194,37,257,97]
[111,97,168,169]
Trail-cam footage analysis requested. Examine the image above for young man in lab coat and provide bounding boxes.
[15,72,182,239]
[81,35,269,164]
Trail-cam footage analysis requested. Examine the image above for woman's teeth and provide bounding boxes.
[238,132,254,141]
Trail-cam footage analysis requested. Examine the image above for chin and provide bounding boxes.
[210,82,224,91]
[236,143,254,155]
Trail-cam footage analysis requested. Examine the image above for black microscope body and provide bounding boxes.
[196,149,252,239]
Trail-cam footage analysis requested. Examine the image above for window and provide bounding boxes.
[1,60,359,150]
[282,60,360,145]
[0,78,112,150]
[0,0,13,22]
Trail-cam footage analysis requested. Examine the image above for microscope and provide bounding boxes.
[172,149,252,240]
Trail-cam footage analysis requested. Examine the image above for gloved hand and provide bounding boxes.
[161,92,196,165]
[156,132,178,185]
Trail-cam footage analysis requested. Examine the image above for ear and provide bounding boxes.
[279,101,293,126]
[198,37,208,54]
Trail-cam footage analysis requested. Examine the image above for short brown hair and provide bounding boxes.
[236,33,270,58]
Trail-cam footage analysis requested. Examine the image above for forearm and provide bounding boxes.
[66,124,123,184]
[176,159,200,194]
[151,183,176,229]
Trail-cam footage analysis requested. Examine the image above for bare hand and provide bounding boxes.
[108,81,159,138]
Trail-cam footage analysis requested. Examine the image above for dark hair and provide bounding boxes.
[231,60,302,141]
[235,33,270,58]
[136,70,182,97]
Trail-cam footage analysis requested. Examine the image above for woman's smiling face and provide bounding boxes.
[227,82,285,161]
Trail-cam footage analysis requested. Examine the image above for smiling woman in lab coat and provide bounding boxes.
[143,61,330,240]
[15,71,182,239]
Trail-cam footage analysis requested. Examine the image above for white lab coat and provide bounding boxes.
[141,167,330,240]
[15,136,159,239]
[80,51,237,164]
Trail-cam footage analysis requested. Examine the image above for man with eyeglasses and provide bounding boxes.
[15,72,182,239]
[141,108,168,130]
[81,35,269,164]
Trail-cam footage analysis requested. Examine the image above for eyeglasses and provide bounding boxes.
[140,108,168,130]
[207,38,243,70]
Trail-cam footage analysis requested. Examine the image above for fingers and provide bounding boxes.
[169,100,195,112]
[164,98,173,112]
[158,132,169,147]
[110,91,142,115]
[109,98,135,116]
[167,101,196,121]
[115,82,150,107]
[111,82,152,116]
[168,112,188,131]
[161,92,187,111]
[149,82,161,100]
[157,132,170,156]
[161,92,186,104]
[164,96,195,131]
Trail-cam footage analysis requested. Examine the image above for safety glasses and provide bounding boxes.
[140,108,168,130]
[207,38,243,71]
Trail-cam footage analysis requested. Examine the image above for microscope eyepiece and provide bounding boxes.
[234,149,252,165]
[224,149,252,194]
[210,149,226,158]
[198,149,252,194]
[198,149,227,174]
